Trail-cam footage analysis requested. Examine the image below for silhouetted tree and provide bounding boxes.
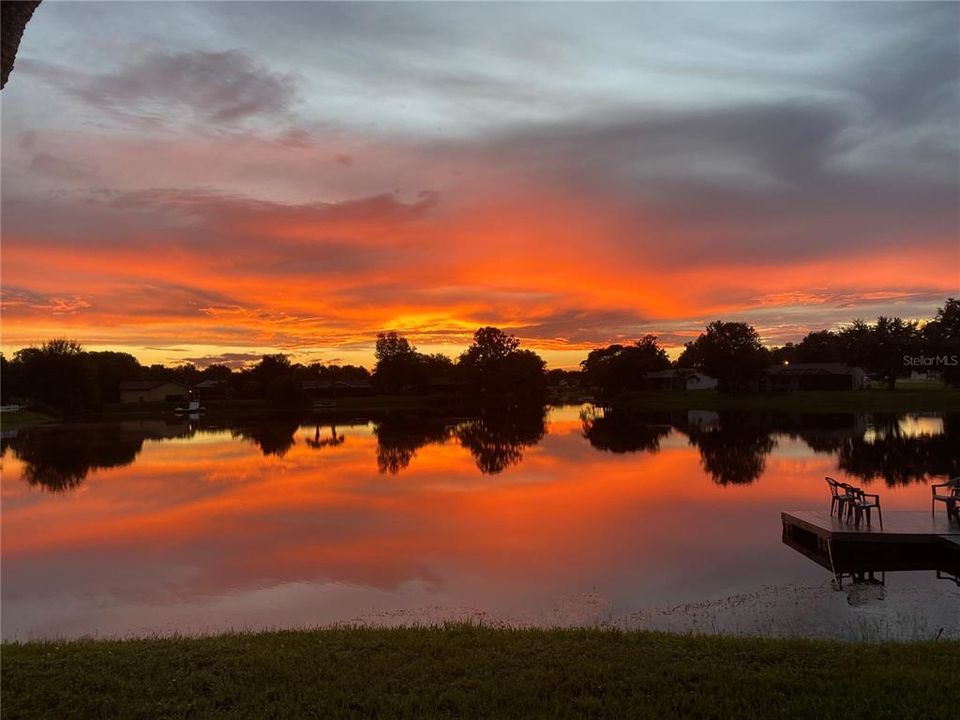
[923,298,960,386]
[458,327,546,395]
[372,331,443,393]
[581,335,670,397]
[250,354,291,386]
[795,330,845,363]
[12,339,99,413]
[769,343,797,366]
[546,369,582,387]
[677,322,769,391]
[86,351,142,403]
[1,353,20,403]
[266,375,302,407]
[839,317,921,390]
[201,364,233,382]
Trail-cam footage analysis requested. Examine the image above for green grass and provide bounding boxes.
[3,626,957,719]
[0,409,54,430]
[612,385,960,413]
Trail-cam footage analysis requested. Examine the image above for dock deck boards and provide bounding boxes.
[784,510,960,540]
[781,510,960,576]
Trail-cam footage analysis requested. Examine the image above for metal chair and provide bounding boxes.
[825,477,842,516]
[837,482,860,522]
[850,487,882,528]
[931,477,960,521]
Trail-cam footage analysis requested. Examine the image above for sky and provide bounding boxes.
[2,1,958,369]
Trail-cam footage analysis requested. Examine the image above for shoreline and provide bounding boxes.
[3,385,959,430]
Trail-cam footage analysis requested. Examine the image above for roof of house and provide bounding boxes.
[194,379,227,388]
[643,369,712,379]
[119,380,188,391]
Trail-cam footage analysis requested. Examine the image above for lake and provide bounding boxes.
[2,405,957,641]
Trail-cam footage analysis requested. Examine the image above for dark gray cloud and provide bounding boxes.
[442,94,958,266]
[850,3,960,127]
[20,49,298,125]
[512,309,654,346]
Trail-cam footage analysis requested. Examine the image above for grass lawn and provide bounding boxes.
[3,626,957,719]
[612,384,960,413]
[0,409,54,430]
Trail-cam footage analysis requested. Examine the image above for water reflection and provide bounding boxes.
[371,404,547,475]
[306,424,345,450]
[5,410,958,494]
[230,415,301,458]
[373,414,453,474]
[2,405,957,641]
[682,414,776,485]
[837,414,960,486]
[455,404,546,474]
[1,420,191,492]
[580,407,671,454]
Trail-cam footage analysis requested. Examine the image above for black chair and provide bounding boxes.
[837,482,860,521]
[850,487,882,528]
[932,477,960,522]
[825,477,843,516]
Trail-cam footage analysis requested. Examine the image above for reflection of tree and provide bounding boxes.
[786,414,861,454]
[305,424,345,450]
[685,415,776,485]
[838,414,960,486]
[231,416,300,458]
[580,408,671,454]
[455,404,546,474]
[373,415,453,474]
[8,425,144,492]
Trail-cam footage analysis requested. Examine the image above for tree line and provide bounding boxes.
[580,298,959,395]
[0,326,547,414]
[2,298,956,413]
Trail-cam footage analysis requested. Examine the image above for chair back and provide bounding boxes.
[825,477,840,497]
[839,482,859,499]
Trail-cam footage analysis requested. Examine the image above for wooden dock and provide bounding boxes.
[782,510,960,578]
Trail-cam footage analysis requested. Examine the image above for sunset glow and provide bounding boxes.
[2,2,958,367]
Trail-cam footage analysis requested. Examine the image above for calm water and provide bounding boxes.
[2,405,957,641]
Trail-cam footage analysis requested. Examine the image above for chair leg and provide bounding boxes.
[877,505,882,529]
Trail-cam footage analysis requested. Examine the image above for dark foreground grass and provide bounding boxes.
[3,627,958,720]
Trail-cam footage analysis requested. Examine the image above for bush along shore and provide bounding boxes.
[3,626,957,719]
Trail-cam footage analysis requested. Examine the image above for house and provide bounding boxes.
[119,381,189,404]
[641,369,719,391]
[762,363,869,392]
[193,379,233,401]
